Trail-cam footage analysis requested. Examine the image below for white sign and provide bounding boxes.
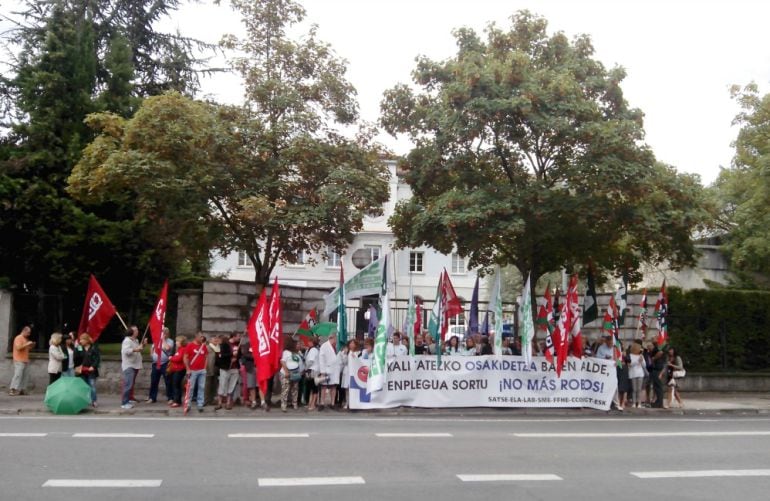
[348,355,618,411]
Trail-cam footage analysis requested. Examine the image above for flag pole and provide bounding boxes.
[139,323,150,344]
[115,311,129,331]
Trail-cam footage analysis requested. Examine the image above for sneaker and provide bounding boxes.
[92,402,98,409]
[129,399,138,404]
[121,404,134,410]
[8,389,18,396]
[281,405,287,412]
[144,399,155,404]
[170,403,180,408]
[261,401,269,412]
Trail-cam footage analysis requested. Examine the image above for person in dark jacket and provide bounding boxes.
[74,333,100,408]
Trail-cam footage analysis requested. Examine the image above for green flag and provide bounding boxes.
[492,268,503,355]
[519,272,535,364]
[337,265,347,351]
[368,255,389,393]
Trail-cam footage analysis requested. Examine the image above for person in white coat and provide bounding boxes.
[318,333,339,409]
[47,332,65,385]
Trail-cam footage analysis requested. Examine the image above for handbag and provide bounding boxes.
[673,369,686,379]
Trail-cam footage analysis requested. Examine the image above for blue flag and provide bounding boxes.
[467,275,479,337]
[481,310,490,336]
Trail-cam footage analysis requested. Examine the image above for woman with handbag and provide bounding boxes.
[666,346,685,409]
[74,333,100,408]
[279,337,303,412]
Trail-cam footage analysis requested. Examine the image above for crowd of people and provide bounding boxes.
[8,324,685,413]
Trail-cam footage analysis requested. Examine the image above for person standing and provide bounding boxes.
[666,346,685,409]
[318,333,339,410]
[9,325,35,396]
[121,326,146,409]
[650,342,667,408]
[628,341,646,408]
[146,327,175,404]
[205,335,221,406]
[304,336,320,411]
[74,334,100,408]
[184,332,208,413]
[239,336,258,409]
[279,337,303,412]
[47,332,65,384]
[167,336,187,408]
[217,333,240,410]
[61,333,76,377]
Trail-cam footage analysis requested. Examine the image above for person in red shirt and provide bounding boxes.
[183,332,208,412]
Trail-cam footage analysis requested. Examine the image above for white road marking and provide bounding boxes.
[458,474,562,482]
[43,479,162,487]
[72,433,154,438]
[631,469,770,479]
[376,433,453,437]
[228,433,309,438]
[0,433,47,437]
[258,476,365,487]
[2,415,769,424]
[515,431,770,438]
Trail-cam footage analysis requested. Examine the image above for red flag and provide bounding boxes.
[295,307,317,348]
[636,288,648,338]
[149,281,168,369]
[655,280,668,345]
[414,299,422,336]
[566,275,583,358]
[439,270,462,343]
[268,277,283,373]
[77,274,117,342]
[247,288,271,396]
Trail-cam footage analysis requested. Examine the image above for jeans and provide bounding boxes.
[187,370,206,409]
[10,361,30,391]
[171,370,186,404]
[122,368,138,405]
[148,362,171,402]
[81,375,97,403]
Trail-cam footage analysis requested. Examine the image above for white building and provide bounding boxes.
[209,159,487,332]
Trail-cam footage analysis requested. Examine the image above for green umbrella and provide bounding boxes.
[311,322,337,338]
[44,377,92,415]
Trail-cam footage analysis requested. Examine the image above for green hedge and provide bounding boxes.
[668,288,770,372]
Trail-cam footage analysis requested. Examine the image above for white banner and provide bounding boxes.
[348,355,618,411]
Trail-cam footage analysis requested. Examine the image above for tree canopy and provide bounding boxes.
[69,0,390,286]
[712,83,770,278]
[381,11,709,289]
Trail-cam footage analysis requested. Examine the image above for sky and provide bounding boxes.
[3,0,769,185]
[167,0,770,186]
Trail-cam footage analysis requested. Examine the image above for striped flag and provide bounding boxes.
[295,307,317,348]
[655,280,668,345]
[519,273,535,364]
[368,255,389,393]
[636,289,648,339]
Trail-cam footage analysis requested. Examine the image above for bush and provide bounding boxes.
[668,288,770,371]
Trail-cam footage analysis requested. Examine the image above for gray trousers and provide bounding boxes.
[10,361,30,391]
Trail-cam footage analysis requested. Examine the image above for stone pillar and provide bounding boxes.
[175,289,202,338]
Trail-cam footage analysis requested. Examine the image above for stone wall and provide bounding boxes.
[178,279,330,339]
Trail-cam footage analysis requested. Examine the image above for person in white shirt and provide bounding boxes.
[386,332,408,359]
[628,340,646,408]
[304,337,320,411]
[318,333,339,409]
[47,332,65,384]
[120,325,146,409]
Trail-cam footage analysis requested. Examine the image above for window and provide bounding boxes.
[237,251,253,268]
[326,247,341,268]
[364,244,381,262]
[451,253,466,274]
[409,251,424,273]
[286,250,306,267]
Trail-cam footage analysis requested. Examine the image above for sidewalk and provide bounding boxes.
[2,391,769,417]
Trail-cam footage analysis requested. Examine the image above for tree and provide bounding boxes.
[712,84,770,277]
[381,11,709,299]
[0,0,213,337]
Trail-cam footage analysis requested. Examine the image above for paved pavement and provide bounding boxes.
[2,413,770,501]
[2,389,769,417]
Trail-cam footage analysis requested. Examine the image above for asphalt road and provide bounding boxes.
[2,414,770,501]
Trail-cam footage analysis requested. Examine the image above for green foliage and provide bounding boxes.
[668,287,770,371]
[0,0,213,335]
[381,11,710,293]
[69,92,391,285]
[712,84,770,276]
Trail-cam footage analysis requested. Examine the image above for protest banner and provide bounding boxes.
[349,355,617,411]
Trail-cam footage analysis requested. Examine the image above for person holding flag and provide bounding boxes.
[146,327,174,404]
[183,332,208,414]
